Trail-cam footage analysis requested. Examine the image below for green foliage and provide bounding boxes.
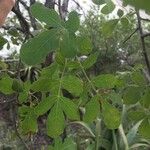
[82,52,99,69]
[92,0,105,5]
[77,36,92,55]
[61,97,79,120]
[0,36,7,50]
[47,103,65,138]
[101,1,115,15]
[62,75,83,96]
[12,79,23,93]
[83,96,100,123]
[92,74,117,89]
[60,32,77,58]
[66,11,80,33]
[20,29,59,65]
[20,110,38,134]
[102,19,119,37]
[139,119,150,139]
[31,2,61,27]
[123,86,142,104]
[124,0,150,12]
[34,96,56,116]
[0,76,14,94]
[1,1,150,149]
[102,101,121,129]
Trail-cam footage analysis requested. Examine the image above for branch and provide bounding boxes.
[140,17,150,22]
[142,32,150,38]
[136,11,150,75]
[122,27,139,44]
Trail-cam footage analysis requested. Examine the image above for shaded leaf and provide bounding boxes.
[92,0,105,5]
[0,76,14,94]
[123,86,142,105]
[34,96,56,116]
[102,101,121,129]
[12,79,23,93]
[83,96,100,123]
[31,2,61,27]
[101,1,115,15]
[47,103,65,138]
[61,97,79,120]
[82,52,99,69]
[139,119,150,139]
[66,11,80,33]
[62,75,83,96]
[102,19,119,37]
[92,74,117,89]
[20,29,59,65]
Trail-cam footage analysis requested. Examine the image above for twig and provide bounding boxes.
[122,27,139,44]
[140,17,150,22]
[136,11,150,75]
[142,32,150,38]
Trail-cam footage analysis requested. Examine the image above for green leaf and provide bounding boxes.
[102,19,119,37]
[101,1,115,15]
[61,97,79,120]
[18,105,31,117]
[124,0,150,12]
[107,91,122,105]
[18,91,28,103]
[66,11,80,33]
[123,86,142,105]
[41,63,58,78]
[60,32,77,58]
[92,74,117,89]
[132,70,146,86]
[20,29,59,65]
[0,36,7,49]
[128,111,146,122]
[102,101,121,129]
[31,2,61,27]
[12,79,23,93]
[77,36,92,55]
[139,119,150,139]
[62,75,83,96]
[92,0,105,5]
[34,96,56,116]
[83,96,100,123]
[82,52,99,69]
[8,27,19,37]
[47,103,65,138]
[117,9,124,17]
[0,76,14,94]
[55,52,65,65]
[62,137,77,150]
[120,17,129,27]
[67,61,80,70]
[0,61,8,69]
[31,78,51,92]
[20,110,38,134]
[140,88,150,109]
